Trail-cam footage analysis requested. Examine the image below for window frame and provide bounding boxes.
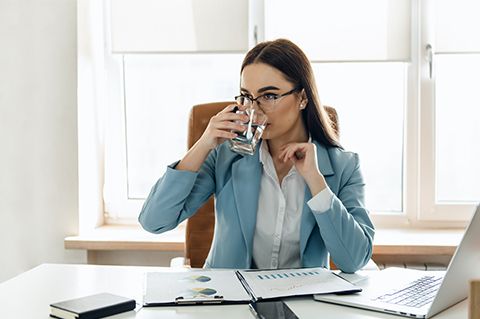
[416,0,477,224]
[79,0,476,230]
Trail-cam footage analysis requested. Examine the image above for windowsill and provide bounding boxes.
[372,228,462,255]
[65,225,463,256]
[65,224,185,251]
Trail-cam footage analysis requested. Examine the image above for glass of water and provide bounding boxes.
[228,107,268,155]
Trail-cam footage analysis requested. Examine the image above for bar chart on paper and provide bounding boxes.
[238,268,361,299]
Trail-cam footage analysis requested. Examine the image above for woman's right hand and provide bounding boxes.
[199,103,249,150]
[175,104,249,172]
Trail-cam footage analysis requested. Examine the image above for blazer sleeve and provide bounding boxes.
[138,152,217,234]
[312,153,375,273]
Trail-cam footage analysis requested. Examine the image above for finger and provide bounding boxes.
[278,144,292,157]
[206,126,239,140]
[284,148,298,163]
[278,150,289,163]
[295,151,305,160]
[211,111,249,124]
[278,145,296,162]
[223,103,247,114]
[286,145,301,158]
[215,129,239,139]
[209,118,247,134]
[219,103,240,114]
[278,144,288,151]
[278,143,295,155]
[290,155,299,166]
[236,104,248,112]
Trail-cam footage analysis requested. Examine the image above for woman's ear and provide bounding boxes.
[299,89,308,109]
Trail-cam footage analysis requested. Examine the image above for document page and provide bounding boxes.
[143,270,251,305]
[238,267,361,300]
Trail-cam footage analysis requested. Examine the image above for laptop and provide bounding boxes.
[314,203,480,318]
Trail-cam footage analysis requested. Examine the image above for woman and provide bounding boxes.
[139,39,374,273]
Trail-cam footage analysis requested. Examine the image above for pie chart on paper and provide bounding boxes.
[180,287,217,298]
[178,275,212,283]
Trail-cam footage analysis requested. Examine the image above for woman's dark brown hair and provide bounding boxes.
[241,39,342,149]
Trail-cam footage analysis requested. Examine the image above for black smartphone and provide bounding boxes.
[249,301,299,319]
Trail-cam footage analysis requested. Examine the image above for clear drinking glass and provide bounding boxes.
[228,107,268,155]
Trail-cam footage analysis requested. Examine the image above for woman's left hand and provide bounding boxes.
[278,142,327,195]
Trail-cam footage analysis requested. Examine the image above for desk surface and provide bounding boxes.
[0,264,468,318]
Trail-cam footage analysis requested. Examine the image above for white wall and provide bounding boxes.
[0,0,86,283]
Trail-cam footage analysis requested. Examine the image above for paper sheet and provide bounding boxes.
[238,267,360,300]
[143,271,251,305]
[143,267,360,305]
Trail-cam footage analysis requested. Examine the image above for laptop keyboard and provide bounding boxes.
[371,275,443,308]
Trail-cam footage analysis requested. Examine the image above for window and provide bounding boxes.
[312,62,405,213]
[417,0,480,221]
[79,0,479,228]
[435,54,480,203]
[123,54,244,199]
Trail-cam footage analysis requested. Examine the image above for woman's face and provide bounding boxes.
[240,63,306,142]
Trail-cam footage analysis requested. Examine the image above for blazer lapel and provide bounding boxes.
[232,150,263,256]
[315,141,334,177]
[230,142,335,262]
[300,142,335,256]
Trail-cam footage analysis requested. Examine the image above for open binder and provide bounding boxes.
[143,267,361,306]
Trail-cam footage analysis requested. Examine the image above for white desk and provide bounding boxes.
[0,264,468,318]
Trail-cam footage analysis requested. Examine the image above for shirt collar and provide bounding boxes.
[259,139,270,166]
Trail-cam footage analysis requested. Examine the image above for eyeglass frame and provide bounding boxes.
[234,87,302,111]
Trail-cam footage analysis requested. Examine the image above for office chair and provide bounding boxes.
[183,101,341,268]
[184,101,232,268]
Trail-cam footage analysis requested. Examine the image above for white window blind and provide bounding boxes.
[265,0,411,61]
[110,0,249,53]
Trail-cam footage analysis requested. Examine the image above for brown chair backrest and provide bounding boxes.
[184,102,339,268]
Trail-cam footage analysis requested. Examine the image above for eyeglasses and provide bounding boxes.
[235,87,300,111]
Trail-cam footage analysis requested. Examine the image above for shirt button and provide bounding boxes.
[276,235,281,241]
[272,261,278,267]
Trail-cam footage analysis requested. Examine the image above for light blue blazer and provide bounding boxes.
[139,140,375,273]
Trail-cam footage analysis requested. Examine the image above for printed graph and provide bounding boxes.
[178,275,212,283]
[180,287,217,298]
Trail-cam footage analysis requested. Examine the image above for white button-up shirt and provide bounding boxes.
[252,139,334,269]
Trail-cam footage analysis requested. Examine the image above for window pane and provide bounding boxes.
[123,54,244,198]
[123,57,405,213]
[312,62,405,213]
[435,54,480,203]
